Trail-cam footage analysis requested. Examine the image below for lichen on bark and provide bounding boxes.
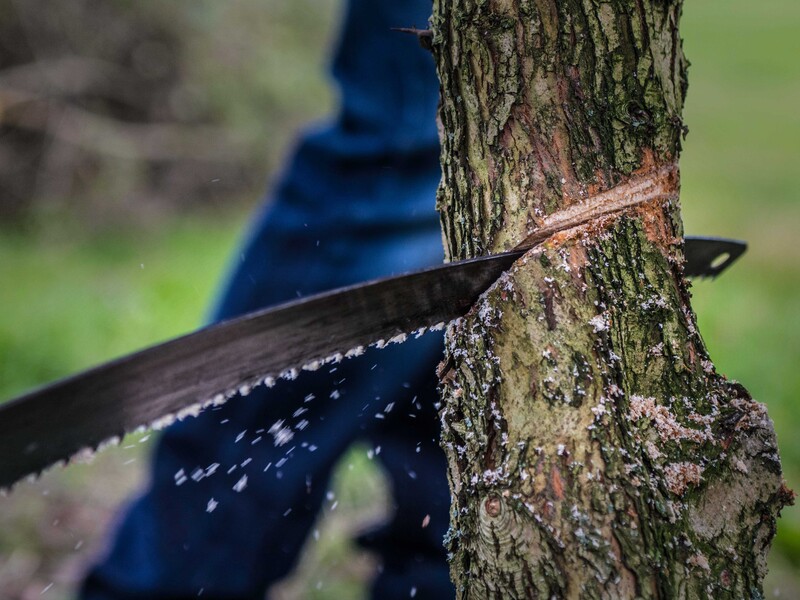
[432,0,688,258]
[430,0,791,597]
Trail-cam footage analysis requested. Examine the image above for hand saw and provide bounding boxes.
[0,236,745,489]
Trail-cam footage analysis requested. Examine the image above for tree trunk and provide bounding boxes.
[430,1,792,597]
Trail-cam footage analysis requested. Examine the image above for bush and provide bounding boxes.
[0,0,337,225]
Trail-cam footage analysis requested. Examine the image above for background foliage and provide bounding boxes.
[0,0,797,598]
[0,0,337,224]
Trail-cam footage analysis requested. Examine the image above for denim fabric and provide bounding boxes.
[80,1,455,598]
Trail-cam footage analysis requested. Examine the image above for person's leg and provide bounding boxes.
[81,335,447,600]
[359,352,455,600]
[209,0,443,320]
[80,1,451,598]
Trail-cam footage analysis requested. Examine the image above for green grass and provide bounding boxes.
[0,211,244,400]
[681,0,800,565]
[0,211,248,598]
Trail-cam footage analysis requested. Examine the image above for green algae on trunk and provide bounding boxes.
[431,0,791,597]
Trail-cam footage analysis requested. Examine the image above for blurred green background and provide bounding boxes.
[0,0,797,597]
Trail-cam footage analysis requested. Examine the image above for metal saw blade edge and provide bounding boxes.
[0,236,744,489]
[0,250,522,489]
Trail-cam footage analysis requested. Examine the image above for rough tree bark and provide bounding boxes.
[429,0,792,597]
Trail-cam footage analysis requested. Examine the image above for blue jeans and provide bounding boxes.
[80,1,454,598]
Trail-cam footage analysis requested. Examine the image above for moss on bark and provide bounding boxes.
[431,0,791,597]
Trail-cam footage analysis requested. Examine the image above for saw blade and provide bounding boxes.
[682,236,747,278]
[0,236,744,489]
